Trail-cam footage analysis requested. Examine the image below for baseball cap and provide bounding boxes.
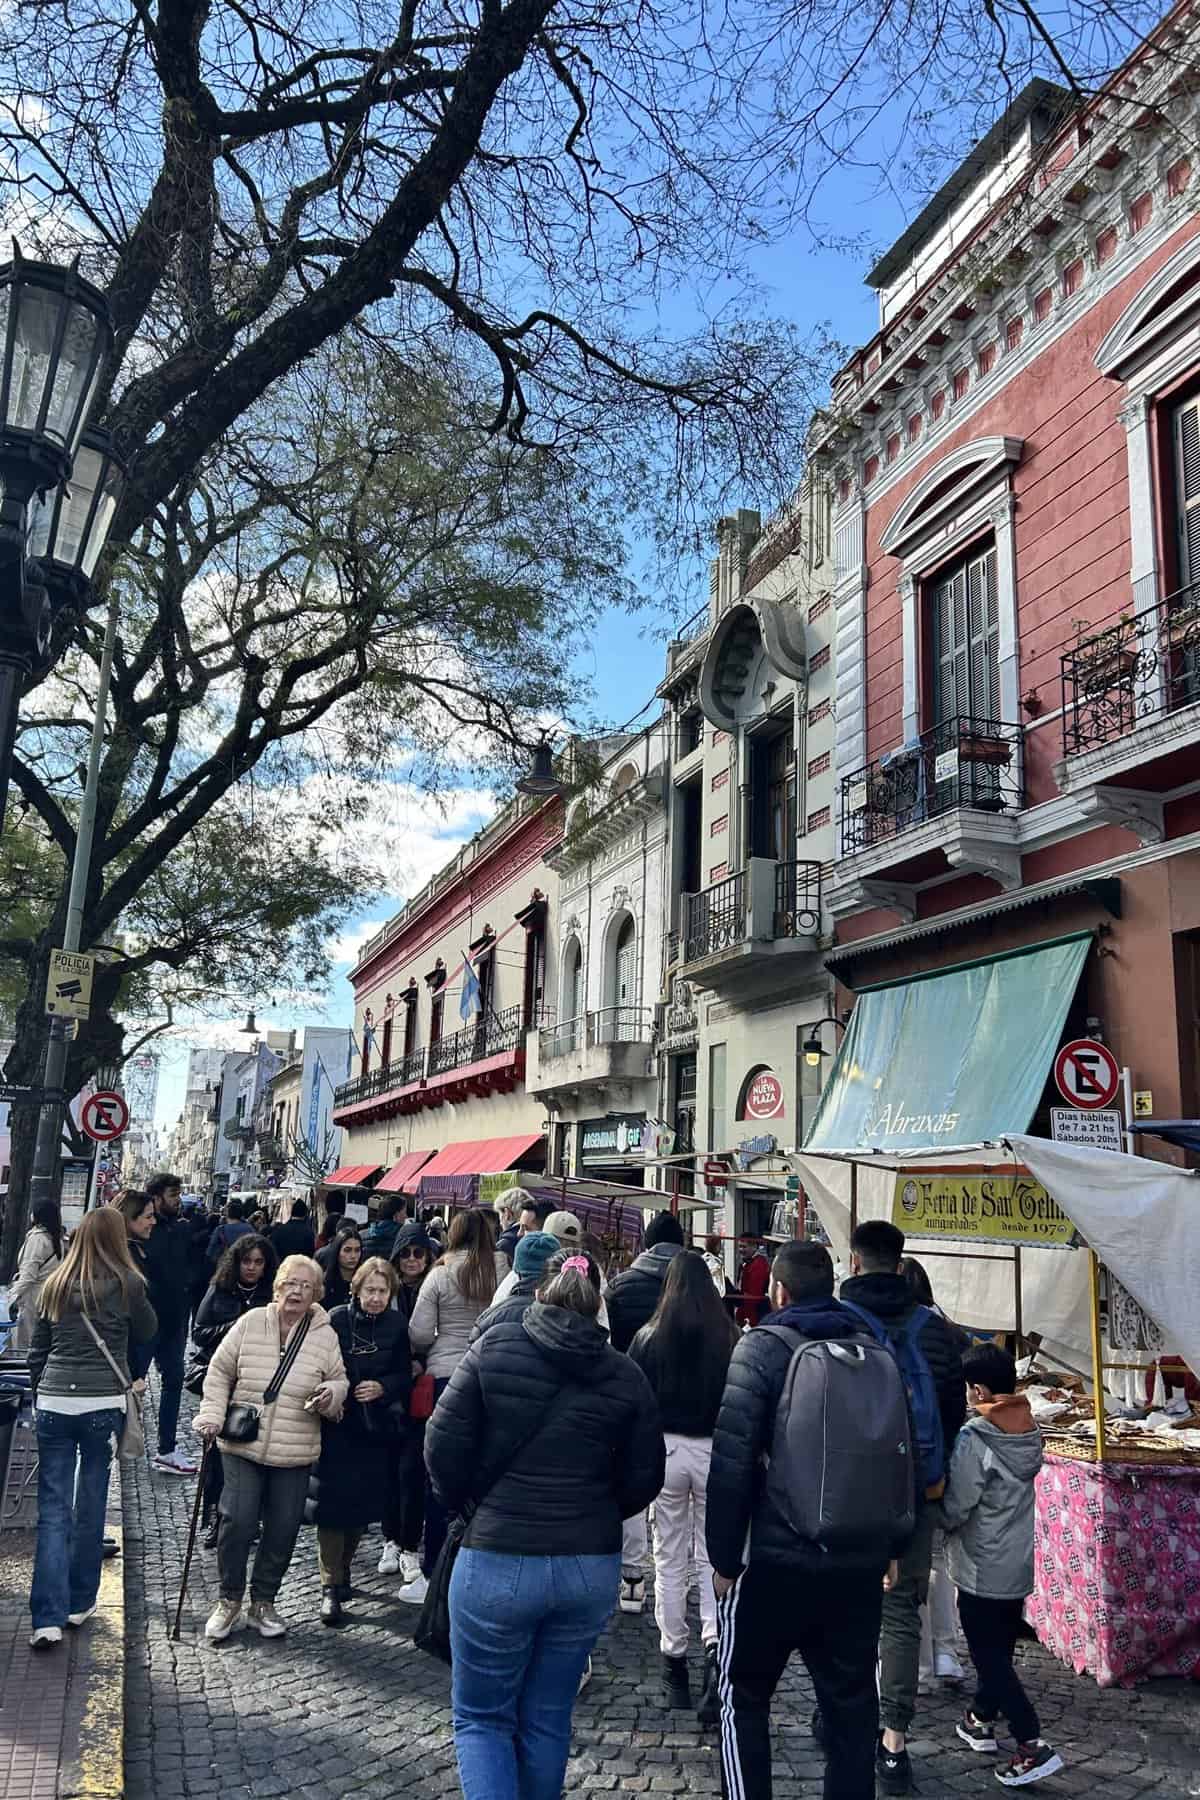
[543,1209,583,1245]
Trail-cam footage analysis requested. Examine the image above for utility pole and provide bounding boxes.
[28,585,120,1207]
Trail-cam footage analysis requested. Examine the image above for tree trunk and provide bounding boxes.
[1,960,54,1281]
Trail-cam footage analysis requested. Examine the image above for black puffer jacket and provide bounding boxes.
[141,1209,194,1334]
[426,1301,665,1556]
[192,1281,271,1358]
[471,1277,538,1342]
[839,1271,966,1455]
[706,1297,905,1580]
[606,1243,686,1351]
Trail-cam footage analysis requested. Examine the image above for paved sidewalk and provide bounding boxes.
[118,1387,1200,1800]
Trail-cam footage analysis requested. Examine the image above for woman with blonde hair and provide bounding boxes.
[406,1208,505,1599]
[195,1253,347,1642]
[27,1208,156,1649]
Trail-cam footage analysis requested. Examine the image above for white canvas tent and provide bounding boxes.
[793,1136,1200,1385]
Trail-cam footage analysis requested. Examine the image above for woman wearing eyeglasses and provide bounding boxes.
[312,1257,412,1625]
[194,1254,347,1643]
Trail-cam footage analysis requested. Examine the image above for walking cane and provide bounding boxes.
[172,1440,213,1641]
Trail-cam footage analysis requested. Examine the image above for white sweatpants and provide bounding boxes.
[651,1433,718,1656]
[920,1530,960,1675]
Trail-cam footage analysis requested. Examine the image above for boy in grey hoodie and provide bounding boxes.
[938,1344,1063,1789]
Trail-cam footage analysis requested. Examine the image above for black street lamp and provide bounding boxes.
[0,249,114,828]
[516,733,567,799]
[802,1015,848,1068]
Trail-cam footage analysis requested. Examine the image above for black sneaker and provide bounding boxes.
[957,1711,999,1753]
[877,1735,913,1795]
[995,1742,1064,1787]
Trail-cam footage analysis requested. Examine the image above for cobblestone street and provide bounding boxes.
[117,1395,1200,1800]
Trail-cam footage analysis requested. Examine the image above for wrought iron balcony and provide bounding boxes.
[839,714,1024,856]
[426,1003,526,1079]
[333,1046,425,1110]
[1061,583,1200,756]
[673,858,822,999]
[684,870,746,962]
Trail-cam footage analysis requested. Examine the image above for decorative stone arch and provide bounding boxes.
[878,436,1024,737]
[698,594,808,728]
[1095,235,1200,602]
[600,906,638,1018]
[1096,233,1200,382]
[610,760,639,798]
[560,932,584,1026]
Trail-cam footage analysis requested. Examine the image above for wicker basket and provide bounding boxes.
[1043,1430,1200,1468]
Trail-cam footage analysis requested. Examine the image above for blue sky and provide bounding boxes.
[151,153,914,1131]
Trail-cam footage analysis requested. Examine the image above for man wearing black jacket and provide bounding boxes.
[707,1241,905,1800]
[839,1220,966,1795]
[139,1172,198,1475]
[270,1199,316,1260]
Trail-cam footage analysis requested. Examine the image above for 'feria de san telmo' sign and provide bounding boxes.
[891,1168,1077,1247]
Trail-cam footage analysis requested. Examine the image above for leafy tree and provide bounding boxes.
[0,347,623,1271]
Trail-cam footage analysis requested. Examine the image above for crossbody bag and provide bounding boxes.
[222,1312,312,1444]
[79,1313,145,1461]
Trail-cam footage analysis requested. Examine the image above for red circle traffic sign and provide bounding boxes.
[81,1089,129,1142]
[1053,1039,1120,1111]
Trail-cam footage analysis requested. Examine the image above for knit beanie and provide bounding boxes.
[393,1220,433,1257]
[645,1210,685,1249]
[514,1231,560,1279]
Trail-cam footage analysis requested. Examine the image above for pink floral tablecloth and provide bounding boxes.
[1027,1451,1200,1687]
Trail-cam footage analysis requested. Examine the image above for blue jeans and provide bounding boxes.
[30,1408,123,1628]
[133,1316,186,1453]
[450,1549,620,1800]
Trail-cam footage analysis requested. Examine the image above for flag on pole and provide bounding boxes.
[459,953,482,1022]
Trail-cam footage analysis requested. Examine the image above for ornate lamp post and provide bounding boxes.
[0,250,114,826]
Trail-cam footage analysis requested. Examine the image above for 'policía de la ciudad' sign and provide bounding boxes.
[891,1169,1077,1246]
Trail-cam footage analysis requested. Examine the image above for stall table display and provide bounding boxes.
[1028,1443,1200,1687]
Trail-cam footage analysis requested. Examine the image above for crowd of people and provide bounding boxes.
[11,1177,1064,1799]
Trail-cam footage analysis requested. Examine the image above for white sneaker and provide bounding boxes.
[205,1598,243,1642]
[247,1601,287,1638]
[154,1448,198,1475]
[619,1575,646,1614]
[30,1626,63,1650]
[67,1606,97,1627]
[378,1541,401,1575]
[398,1574,428,1605]
[398,1551,422,1586]
[935,1648,965,1681]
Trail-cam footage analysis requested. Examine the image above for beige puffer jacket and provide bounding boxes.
[195,1303,348,1468]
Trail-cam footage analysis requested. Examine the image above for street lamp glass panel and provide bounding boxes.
[28,429,124,577]
[0,257,112,461]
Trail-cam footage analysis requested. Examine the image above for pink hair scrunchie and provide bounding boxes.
[561,1255,590,1274]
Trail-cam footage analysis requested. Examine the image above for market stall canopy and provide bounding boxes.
[373,1150,435,1195]
[1130,1119,1200,1154]
[322,1162,382,1188]
[416,1132,544,1182]
[792,1144,1093,1366]
[805,934,1091,1153]
[1011,1134,1200,1379]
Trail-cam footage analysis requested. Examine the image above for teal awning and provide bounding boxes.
[804,933,1092,1152]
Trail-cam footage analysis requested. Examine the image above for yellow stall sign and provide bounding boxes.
[891,1169,1076,1246]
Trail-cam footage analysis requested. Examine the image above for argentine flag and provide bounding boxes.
[459,954,482,1022]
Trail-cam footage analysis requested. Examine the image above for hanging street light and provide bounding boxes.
[802,1015,848,1068]
[0,247,115,829]
[516,732,568,799]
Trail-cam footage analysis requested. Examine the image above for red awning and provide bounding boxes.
[416,1132,544,1182]
[323,1163,382,1188]
[374,1150,435,1195]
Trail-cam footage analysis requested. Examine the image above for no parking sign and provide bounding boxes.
[1053,1039,1120,1111]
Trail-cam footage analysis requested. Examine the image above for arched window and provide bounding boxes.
[561,936,584,1051]
[603,912,638,1041]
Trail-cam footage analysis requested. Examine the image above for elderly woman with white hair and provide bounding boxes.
[195,1253,347,1642]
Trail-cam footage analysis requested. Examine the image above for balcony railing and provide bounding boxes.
[1061,582,1200,756]
[540,1006,653,1060]
[684,870,746,962]
[840,714,1024,855]
[773,859,822,936]
[426,1003,526,1079]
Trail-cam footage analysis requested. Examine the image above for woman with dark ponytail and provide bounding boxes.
[630,1249,739,1722]
[426,1248,664,1800]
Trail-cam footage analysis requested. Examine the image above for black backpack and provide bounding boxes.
[760,1325,915,1553]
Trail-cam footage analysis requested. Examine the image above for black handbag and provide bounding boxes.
[222,1313,311,1444]
[414,1383,579,1665]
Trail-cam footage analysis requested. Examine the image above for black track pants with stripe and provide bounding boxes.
[715,1561,883,1800]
